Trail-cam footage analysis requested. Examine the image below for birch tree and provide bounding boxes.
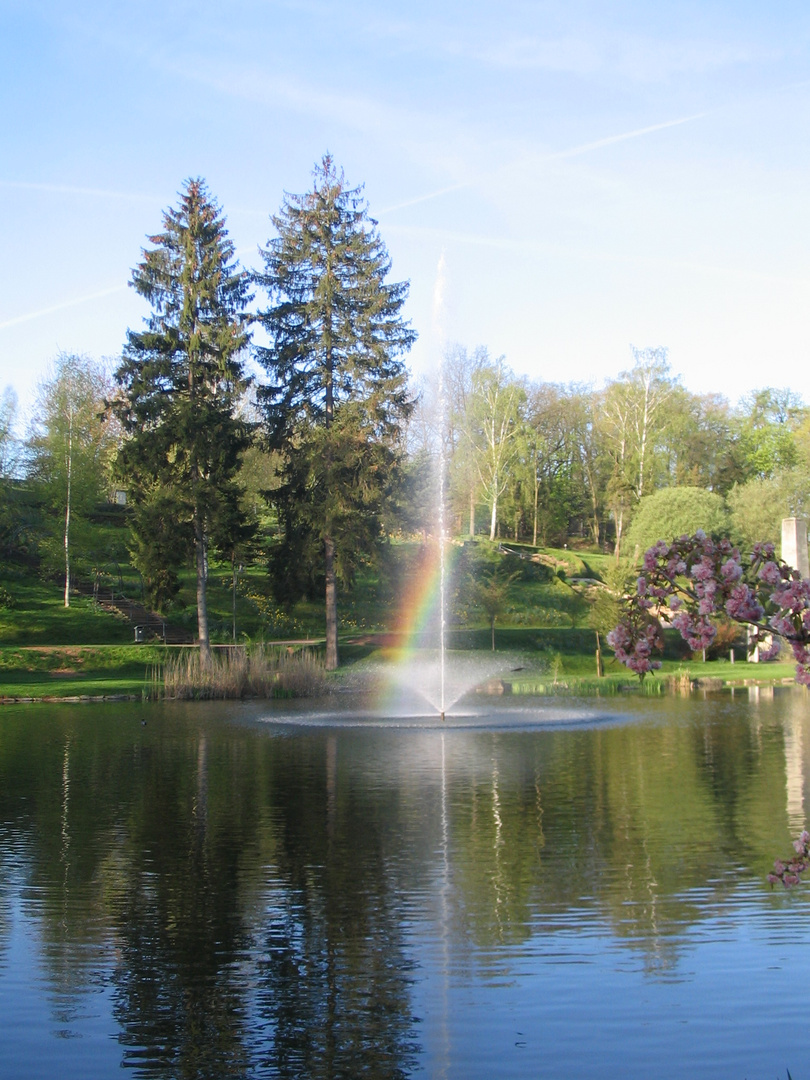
[466,358,524,541]
[29,355,118,605]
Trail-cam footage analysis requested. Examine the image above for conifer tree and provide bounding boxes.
[114,179,251,659]
[255,156,415,668]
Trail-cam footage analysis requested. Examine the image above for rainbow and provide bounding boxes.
[373,540,446,713]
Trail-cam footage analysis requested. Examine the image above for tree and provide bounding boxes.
[114,179,252,659]
[0,386,19,479]
[727,466,810,551]
[443,344,487,536]
[28,354,119,606]
[254,156,415,669]
[472,566,519,650]
[521,382,587,546]
[608,532,810,688]
[601,347,678,557]
[624,486,729,561]
[732,387,805,481]
[466,357,524,541]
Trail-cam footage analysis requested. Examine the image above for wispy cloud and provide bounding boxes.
[384,222,810,289]
[0,180,162,203]
[379,112,705,216]
[0,287,127,332]
[357,7,764,82]
[546,113,705,160]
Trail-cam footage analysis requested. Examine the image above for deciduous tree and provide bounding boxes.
[28,354,119,606]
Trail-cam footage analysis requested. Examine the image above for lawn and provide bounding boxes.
[0,538,801,700]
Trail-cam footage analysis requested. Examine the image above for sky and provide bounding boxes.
[2,0,810,421]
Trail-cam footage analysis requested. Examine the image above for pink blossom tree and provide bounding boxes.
[607,531,810,682]
[607,530,810,886]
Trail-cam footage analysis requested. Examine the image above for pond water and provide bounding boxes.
[0,688,809,1079]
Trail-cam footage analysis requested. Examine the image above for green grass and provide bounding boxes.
[0,638,798,702]
[0,538,802,699]
[0,572,135,645]
[0,644,166,698]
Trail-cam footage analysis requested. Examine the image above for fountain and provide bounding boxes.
[438,345,447,720]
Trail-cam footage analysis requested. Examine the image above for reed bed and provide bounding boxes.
[159,646,328,700]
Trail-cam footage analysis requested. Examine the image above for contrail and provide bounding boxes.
[0,179,162,203]
[546,112,705,160]
[379,183,470,215]
[0,286,127,331]
[379,111,705,215]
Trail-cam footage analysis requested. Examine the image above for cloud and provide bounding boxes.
[546,113,706,160]
[379,112,705,216]
[0,287,127,332]
[0,180,162,204]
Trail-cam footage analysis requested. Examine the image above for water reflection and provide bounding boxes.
[0,691,808,1078]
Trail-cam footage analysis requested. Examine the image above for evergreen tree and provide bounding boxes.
[255,156,415,668]
[114,179,251,658]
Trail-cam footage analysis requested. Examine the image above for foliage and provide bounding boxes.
[733,387,805,481]
[254,155,415,668]
[625,486,729,559]
[703,614,744,660]
[727,466,810,550]
[0,480,43,562]
[0,386,19,478]
[466,356,524,541]
[27,354,120,603]
[608,531,810,683]
[586,562,636,639]
[114,179,252,653]
[470,566,520,650]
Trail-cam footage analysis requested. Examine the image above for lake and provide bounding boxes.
[0,688,808,1078]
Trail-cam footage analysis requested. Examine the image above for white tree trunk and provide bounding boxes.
[63,409,72,607]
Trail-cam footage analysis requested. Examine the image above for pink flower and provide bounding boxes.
[758,640,782,662]
[720,558,742,583]
[758,561,782,586]
[691,557,716,582]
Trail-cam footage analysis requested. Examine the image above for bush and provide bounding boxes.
[626,487,729,560]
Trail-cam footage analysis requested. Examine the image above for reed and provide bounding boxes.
[160,645,328,700]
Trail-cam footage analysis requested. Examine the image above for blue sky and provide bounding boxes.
[2,0,810,416]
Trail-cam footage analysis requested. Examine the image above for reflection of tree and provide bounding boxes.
[440,707,802,975]
[0,696,807,1069]
[447,735,545,949]
[109,727,255,1077]
[0,708,421,1078]
[251,735,420,1079]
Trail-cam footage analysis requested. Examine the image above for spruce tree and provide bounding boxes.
[255,156,415,669]
[114,179,251,659]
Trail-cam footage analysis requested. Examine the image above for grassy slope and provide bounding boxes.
[0,538,799,698]
[0,645,166,698]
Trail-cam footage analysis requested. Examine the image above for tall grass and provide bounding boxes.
[160,646,328,700]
